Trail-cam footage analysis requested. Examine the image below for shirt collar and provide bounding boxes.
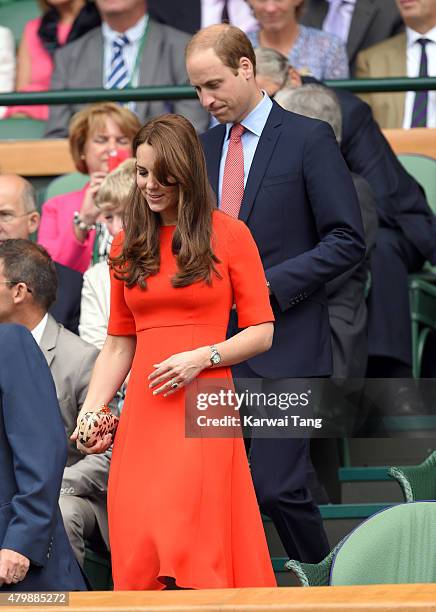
[406,25,436,47]
[225,91,273,139]
[102,14,148,44]
[31,313,49,346]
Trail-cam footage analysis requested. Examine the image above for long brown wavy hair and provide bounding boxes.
[110,114,220,289]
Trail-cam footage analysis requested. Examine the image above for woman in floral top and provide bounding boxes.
[247,0,349,80]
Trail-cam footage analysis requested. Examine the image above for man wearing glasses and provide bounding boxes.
[0,174,83,334]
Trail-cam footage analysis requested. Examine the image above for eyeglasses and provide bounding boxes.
[0,210,36,224]
[0,280,32,293]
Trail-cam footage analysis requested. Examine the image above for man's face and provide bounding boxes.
[0,178,39,241]
[396,0,436,27]
[0,261,16,323]
[95,0,145,17]
[187,47,257,124]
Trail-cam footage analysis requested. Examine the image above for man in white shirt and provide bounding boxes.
[300,0,403,74]
[45,0,209,137]
[148,0,258,35]
[356,0,436,129]
[0,239,109,569]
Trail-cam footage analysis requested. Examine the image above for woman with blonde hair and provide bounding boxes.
[73,113,276,591]
[38,102,140,273]
[79,158,136,350]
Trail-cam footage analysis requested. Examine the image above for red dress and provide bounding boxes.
[107,211,276,590]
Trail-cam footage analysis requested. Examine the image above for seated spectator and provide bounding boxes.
[255,46,436,384]
[0,26,15,119]
[148,0,258,35]
[0,239,110,568]
[247,0,349,79]
[0,324,86,592]
[300,0,403,75]
[275,83,378,377]
[0,173,82,333]
[79,158,136,349]
[4,0,100,121]
[356,0,436,128]
[45,0,209,137]
[39,102,140,274]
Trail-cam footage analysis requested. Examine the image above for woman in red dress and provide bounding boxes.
[75,114,276,590]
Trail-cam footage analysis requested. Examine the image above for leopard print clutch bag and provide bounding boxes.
[77,405,119,448]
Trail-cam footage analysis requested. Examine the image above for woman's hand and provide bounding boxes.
[70,414,113,455]
[149,347,210,396]
[80,171,108,226]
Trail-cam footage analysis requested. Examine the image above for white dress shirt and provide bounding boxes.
[201,0,258,33]
[0,26,15,119]
[218,92,272,206]
[31,313,49,346]
[322,0,356,43]
[102,15,148,89]
[403,26,436,129]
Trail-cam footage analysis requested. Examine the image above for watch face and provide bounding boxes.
[211,353,221,365]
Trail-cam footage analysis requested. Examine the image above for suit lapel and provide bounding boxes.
[239,103,283,224]
[89,29,105,86]
[136,19,163,117]
[347,0,377,62]
[203,125,226,198]
[39,315,59,368]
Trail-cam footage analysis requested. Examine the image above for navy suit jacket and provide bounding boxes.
[50,262,83,336]
[201,102,366,378]
[335,87,436,265]
[0,324,86,592]
[300,77,436,265]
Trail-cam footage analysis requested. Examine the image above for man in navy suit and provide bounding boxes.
[186,24,366,562]
[0,324,86,591]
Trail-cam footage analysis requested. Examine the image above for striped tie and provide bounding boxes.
[107,35,130,90]
[411,38,429,128]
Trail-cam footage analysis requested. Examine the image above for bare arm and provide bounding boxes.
[15,35,32,90]
[149,322,273,396]
[80,334,136,412]
[71,334,136,453]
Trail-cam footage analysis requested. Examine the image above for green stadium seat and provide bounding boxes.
[388,450,436,502]
[287,501,436,586]
[44,172,89,201]
[0,118,46,140]
[330,502,436,585]
[0,0,41,44]
[397,155,436,377]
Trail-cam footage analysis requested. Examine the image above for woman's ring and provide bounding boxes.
[12,575,19,583]
[170,381,179,389]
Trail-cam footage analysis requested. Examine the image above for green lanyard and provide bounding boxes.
[127,20,150,88]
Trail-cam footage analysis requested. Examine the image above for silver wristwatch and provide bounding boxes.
[73,211,96,232]
[209,345,221,367]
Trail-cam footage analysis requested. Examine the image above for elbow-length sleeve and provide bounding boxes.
[226,219,274,329]
[38,188,95,274]
[107,233,136,336]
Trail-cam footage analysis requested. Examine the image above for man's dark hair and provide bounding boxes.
[0,239,57,311]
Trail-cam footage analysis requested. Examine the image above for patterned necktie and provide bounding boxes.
[221,123,245,218]
[411,38,430,128]
[107,35,130,89]
[221,0,229,23]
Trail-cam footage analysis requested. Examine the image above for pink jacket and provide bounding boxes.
[38,186,96,274]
